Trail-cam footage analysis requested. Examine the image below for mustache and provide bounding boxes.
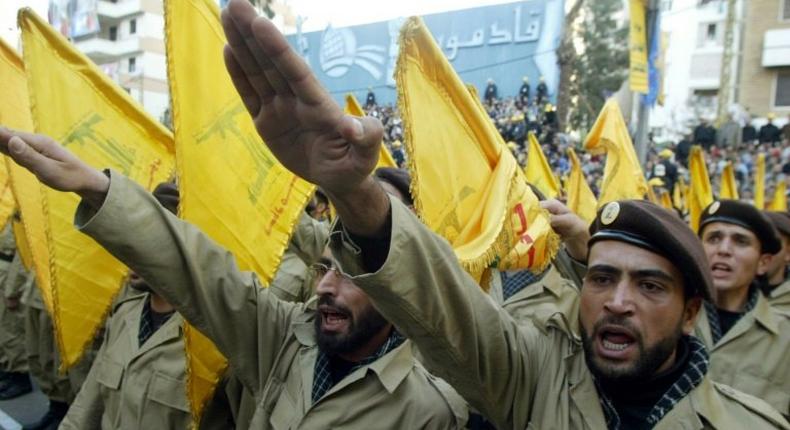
[317,295,351,317]
[592,315,642,342]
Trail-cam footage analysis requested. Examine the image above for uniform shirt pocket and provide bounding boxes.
[147,371,190,413]
[96,359,124,390]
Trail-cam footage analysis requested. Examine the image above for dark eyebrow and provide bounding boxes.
[631,269,675,283]
[587,264,621,275]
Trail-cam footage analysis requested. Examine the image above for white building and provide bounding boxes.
[73,0,169,121]
[650,0,745,140]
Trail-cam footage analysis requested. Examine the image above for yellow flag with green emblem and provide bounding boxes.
[396,17,558,282]
[20,9,175,370]
[0,37,53,314]
[344,94,397,168]
[525,132,560,198]
[688,146,713,232]
[584,99,648,206]
[165,0,315,422]
[754,153,766,209]
[720,162,739,200]
[768,181,787,211]
[565,148,597,223]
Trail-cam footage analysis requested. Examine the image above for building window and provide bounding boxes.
[109,26,117,41]
[697,22,720,47]
[783,0,790,20]
[128,57,136,73]
[776,71,790,107]
[130,19,137,35]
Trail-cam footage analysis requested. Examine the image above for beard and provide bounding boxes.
[314,295,389,356]
[581,314,682,386]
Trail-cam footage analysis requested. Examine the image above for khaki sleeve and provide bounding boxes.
[329,196,546,430]
[288,212,330,265]
[60,322,109,429]
[3,254,27,299]
[75,171,303,391]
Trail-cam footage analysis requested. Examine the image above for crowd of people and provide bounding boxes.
[0,1,788,429]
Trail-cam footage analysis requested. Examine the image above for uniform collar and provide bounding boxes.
[750,291,780,335]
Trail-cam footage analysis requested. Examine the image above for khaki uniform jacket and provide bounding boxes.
[61,293,194,429]
[496,265,581,330]
[324,195,789,430]
[75,173,467,430]
[268,214,328,304]
[768,279,790,313]
[695,293,790,416]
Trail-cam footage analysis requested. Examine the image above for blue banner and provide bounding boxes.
[287,0,565,105]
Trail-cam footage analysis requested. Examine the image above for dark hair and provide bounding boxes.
[374,168,413,206]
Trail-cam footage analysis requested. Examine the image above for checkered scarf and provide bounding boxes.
[598,336,710,430]
[311,330,405,404]
[500,268,548,301]
[703,286,759,345]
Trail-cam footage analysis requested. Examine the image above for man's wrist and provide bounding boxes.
[326,177,391,238]
[78,169,110,209]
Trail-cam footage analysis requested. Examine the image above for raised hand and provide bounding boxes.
[0,128,109,207]
[540,199,590,262]
[221,0,383,196]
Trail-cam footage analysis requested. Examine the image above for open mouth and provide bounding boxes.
[597,325,636,357]
[710,262,732,277]
[319,305,350,331]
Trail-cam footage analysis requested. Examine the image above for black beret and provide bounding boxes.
[589,200,712,301]
[699,200,780,254]
[374,167,413,206]
[763,210,790,240]
[152,182,179,216]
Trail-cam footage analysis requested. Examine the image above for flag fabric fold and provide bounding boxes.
[720,162,739,200]
[565,148,597,224]
[768,181,787,211]
[19,8,175,370]
[395,17,558,282]
[344,94,397,168]
[0,37,53,314]
[165,0,315,422]
[584,99,648,206]
[688,146,713,232]
[525,132,560,198]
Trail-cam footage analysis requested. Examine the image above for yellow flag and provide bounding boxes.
[20,9,175,370]
[673,176,688,214]
[396,17,558,281]
[165,0,315,422]
[720,162,739,200]
[0,36,54,316]
[584,99,648,206]
[629,0,648,93]
[660,190,673,211]
[344,94,397,168]
[565,148,597,224]
[768,181,788,211]
[0,169,15,230]
[525,133,560,198]
[754,153,766,209]
[688,146,713,232]
[646,185,659,204]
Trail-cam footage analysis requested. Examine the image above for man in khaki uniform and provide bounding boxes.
[61,183,234,429]
[763,210,790,312]
[0,224,32,400]
[0,3,784,429]
[0,142,468,428]
[695,200,790,416]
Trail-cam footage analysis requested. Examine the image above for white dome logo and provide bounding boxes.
[319,27,386,80]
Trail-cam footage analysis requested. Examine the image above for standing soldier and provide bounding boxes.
[0,222,32,400]
[518,76,530,105]
[536,75,549,105]
[484,78,498,104]
[763,210,790,312]
[696,200,790,417]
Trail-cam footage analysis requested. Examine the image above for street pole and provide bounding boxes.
[716,0,737,126]
[635,0,658,167]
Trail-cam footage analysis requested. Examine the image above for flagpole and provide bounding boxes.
[635,0,658,167]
